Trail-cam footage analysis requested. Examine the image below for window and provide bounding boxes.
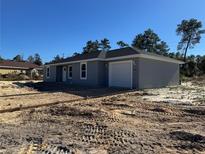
[46,66,50,78]
[80,62,87,79]
[68,66,72,79]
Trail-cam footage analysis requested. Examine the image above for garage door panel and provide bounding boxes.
[109,61,132,88]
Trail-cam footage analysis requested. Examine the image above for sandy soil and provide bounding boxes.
[0,79,204,154]
[142,80,205,106]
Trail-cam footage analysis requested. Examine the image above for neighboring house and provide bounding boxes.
[44,47,184,89]
[0,60,42,77]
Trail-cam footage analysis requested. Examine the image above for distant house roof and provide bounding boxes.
[46,47,184,65]
[0,61,41,70]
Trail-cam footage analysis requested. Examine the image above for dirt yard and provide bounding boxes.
[0,79,204,154]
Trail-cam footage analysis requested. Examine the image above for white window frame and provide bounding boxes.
[80,62,87,80]
[46,66,50,78]
[68,65,72,79]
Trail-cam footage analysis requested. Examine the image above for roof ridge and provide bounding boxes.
[106,47,132,52]
[46,47,184,65]
[131,47,184,62]
[0,60,40,68]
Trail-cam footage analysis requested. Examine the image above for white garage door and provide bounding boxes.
[109,60,133,88]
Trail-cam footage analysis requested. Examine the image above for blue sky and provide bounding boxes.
[1,0,205,63]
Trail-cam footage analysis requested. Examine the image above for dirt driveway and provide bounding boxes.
[0,80,204,154]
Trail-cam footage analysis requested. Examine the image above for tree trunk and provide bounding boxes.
[184,37,191,62]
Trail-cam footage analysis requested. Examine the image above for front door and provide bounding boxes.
[62,66,67,82]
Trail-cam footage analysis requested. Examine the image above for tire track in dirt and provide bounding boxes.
[102,96,205,118]
[0,91,134,114]
[0,98,85,114]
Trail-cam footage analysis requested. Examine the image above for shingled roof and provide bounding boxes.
[106,47,184,63]
[47,47,184,65]
[0,61,41,69]
[106,47,138,58]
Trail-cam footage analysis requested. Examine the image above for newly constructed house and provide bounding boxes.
[44,47,184,89]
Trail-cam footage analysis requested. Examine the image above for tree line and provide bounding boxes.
[78,19,204,60]
[0,53,43,66]
[0,18,204,76]
[50,19,205,77]
[68,18,205,77]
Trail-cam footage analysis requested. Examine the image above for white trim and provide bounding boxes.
[105,54,184,64]
[67,65,72,79]
[46,58,104,66]
[45,54,184,67]
[138,54,184,64]
[80,62,87,80]
[109,60,133,89]
[62,66,67,82]
[46,66,50,78]
[108,63,111,87]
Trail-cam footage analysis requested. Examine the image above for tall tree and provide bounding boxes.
[13,54,23,62]
[33,53,42,66]
[27,55,34,63]
[132,29,169,55]
[99,38,111,51]
[83,40,100,54]
[155,41,169,56]
[187,54,196,62]
[72,52,80,56]
[117,41,129,48]
[168,52,175,58]
[196,55,202,64]
[52,54,64,63]
[176,18,205,61]
[175,52,182,60]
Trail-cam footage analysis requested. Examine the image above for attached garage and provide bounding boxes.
[108,60,133,89]
[44,47,184,89]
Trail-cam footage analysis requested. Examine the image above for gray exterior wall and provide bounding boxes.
[44,58,180,89]
[56,66,63,82]
[43,65,57,82]
[97,61,107,86]
[135,58,179,89]
[132,59,139,89]
[67,61,98,86]
[48,61,108,87]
